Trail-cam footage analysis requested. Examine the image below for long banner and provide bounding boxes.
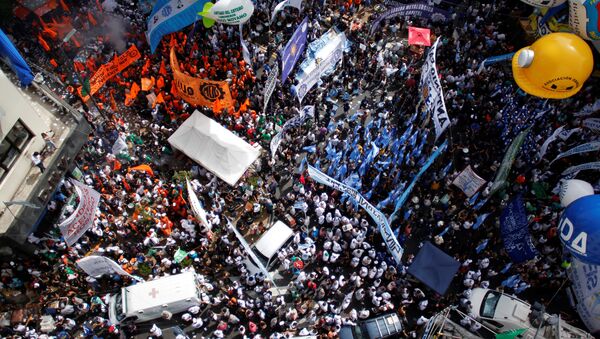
[500,194,538,263]
[170,47,234,109]
[281,17,308,83]
[186,179,210,229]
[562,161,600,177]
[452,165,486,198]
[583,118,600,133]
[263,64,279,113]
[420,37,449,140]
[370,3,449,35]
[59,179,101,246]
[307,165,404,266]
[538,126,564,160]
[146,0,208,53]
[568,257,600,334]
[270,105,314,157]
[86,45,141,97]
[294,38,344,102]
[490,128,529,195]
[389,140,448,221]
[551,141,600,164]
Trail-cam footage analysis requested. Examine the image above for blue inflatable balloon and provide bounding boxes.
[559,195,600,265]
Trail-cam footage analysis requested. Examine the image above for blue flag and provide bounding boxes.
[0,29,33,86]
[146,0,209,53]
[303,145,316,153]
[476,239,489,254]
[472,213,490,230]
[281,17,309,83]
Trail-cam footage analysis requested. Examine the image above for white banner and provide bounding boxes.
[568,257,600,334]
[59,179,101,246]
[419,37,449,140]
[551,141,600,164]
[452,165,487,198]
[186,179,210,229]
[294,38,344,103]
[263,64,279,113]
[562,161,600,176]
[307,165,403,265]
[583,118,600,133]
[538,126,564,160]
[239,24,252,66]
[270,105,314,157]
[575,99,600,117]
[76,255,132,278]
[271,0,303,23]
[558,128,581,141]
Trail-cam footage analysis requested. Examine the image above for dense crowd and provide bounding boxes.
[1,0,599,338]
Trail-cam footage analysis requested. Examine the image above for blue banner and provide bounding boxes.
[370,2,449,35]
[389,140,448,222]
[0,29,33,86]
[500,194,538,263]
[281,17,308,83]
[146,0,209,53]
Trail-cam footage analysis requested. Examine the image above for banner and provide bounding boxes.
[270,105,314,157]
[389,140,448,221]
[419,37,449,140]
[239,25,252,66]
[568,257,600,334]
[271,0,303,23]
[583,118,600,133]
[263,63,279,113]
[186,179,210,229]
[0,28,33,86]
[558,127,581,141]
[562,162,600,177]
[538,126,564,160]
[146,0,209,53]
[296,27,349,79]
[281,17,309,83]
[370,3,449,35]
[452,165,487,198]
[500,194,538,263]
[86,45,141,97]
[551,141,600,164]
[490,128,529,195]
[307,165,404,266]
[59,179,101,246]
[76,255,132,278]
[170,47,234,109]
[294,37,344,102]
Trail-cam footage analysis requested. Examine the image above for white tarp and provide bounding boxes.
[76,255,132,278]
[168,110,260,186]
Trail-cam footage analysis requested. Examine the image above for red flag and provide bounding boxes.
[156,76,165,89]
[60,0,70,12]
[87,12,97,26]
[408,26,432,46]
[38,34,51,52]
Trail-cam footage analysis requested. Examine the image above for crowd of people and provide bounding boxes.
[1,0,599,338]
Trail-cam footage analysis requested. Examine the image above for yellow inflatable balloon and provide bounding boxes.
[512,33,594,99]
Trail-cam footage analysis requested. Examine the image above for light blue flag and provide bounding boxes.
[408,130,419,147]
[476,239,490,254]
[336,164,347,180]
[303,145,317,153]
[501,274,520,288]
[404,208,413,220]
[146,0,209,53]
[364,189,374,200]
[437,225,450,237]
[440,161,453,178]
[473,197,490,211]
[298,157,307,173]
[314,159,321,170]
[0,29,33,86]
[372,173,381,189]
[468,191,481,206]
[500,263,512,274]
[472,213,490,230]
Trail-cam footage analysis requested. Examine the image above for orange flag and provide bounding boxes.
[130,82,140,97]
[141,77,153,91]
[170,81,177,96]
[156,93,166,104]
[109,90,117,111]
[87,12,97,26]
[212,97,222,115]
[141,58,151,75]
[159,59,167,76]
[50,59,58,68]
[60,0,70,12]
[156,76,165,89]
[38,34,51,52]
[128,164,154,177]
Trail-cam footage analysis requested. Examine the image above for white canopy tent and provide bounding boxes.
[167,110,260,186]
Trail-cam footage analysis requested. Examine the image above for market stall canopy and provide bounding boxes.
[167,110,260,186]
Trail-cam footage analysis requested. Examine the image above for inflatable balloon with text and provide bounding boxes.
[512,33,593,99]
[200,0,255,28]
[559,195,600,265]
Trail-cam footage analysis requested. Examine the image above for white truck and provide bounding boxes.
[108,271,202,325]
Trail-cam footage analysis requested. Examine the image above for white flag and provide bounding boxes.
[186,179,210,229]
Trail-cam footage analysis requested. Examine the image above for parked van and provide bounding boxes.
[251,220,294,268]
[108,272,201,325]
[468,288,592,338]
[339,313,403,339]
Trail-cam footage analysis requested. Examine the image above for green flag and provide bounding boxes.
[81,77,91,97]
[495,328,527,339]
[174,248,188,264]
